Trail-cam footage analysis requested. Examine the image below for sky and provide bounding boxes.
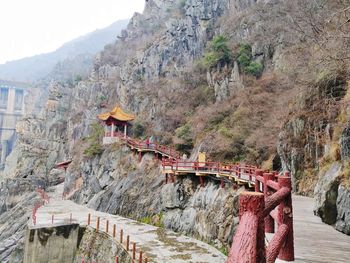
[0,0,145,64]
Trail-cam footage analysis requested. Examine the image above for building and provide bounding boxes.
[98,105,135,145]
[0,80,29,169]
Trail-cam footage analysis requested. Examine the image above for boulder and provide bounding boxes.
[335,185,350,235]
[314,162,342,225]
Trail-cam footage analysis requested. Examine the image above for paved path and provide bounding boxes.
[31,185,226,263]
[31,186,350,263]
[273,195,350,263]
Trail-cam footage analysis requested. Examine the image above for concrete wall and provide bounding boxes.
[75,227,134,263]
[23,224,80,263]
[23,225,134,263]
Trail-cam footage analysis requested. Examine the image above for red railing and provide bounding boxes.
[228,172,294,263]
[104,132,181,159]
[105,131,295,262]
[162,159,258,183]
[32,188,50,225]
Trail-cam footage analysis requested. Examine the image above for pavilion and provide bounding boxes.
[98,105,135,145]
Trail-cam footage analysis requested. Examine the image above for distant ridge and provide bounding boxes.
[0,19,129,82]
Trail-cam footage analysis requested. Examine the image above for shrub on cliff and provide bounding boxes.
[237,43,263,77]
[84,123,104,157]
[133,121,145,138]
[204,35,233,68]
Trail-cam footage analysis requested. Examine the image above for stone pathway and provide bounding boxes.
[30,185,227,263]
[31,186,350,263]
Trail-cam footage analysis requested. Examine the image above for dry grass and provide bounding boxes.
[297,168,319,196]
[261,154,274,171]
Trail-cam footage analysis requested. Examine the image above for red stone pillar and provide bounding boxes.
[227,192,266,263]
[264,173,275,233]
[220,178,225,189]
[277,175,294,261]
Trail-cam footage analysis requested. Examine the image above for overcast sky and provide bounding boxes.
[0,0,145,64]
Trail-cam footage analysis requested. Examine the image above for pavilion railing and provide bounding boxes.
[104,131,181,159]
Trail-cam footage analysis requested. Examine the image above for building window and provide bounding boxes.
[0,88,8,109]
[14,89,24,111]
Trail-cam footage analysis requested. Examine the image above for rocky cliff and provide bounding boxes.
[1,0,350,261]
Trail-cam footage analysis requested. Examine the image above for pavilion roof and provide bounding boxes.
[98,105,135,122]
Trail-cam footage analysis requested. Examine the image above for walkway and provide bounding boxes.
[284,195,350,263]
[30,185,227,263]
[31,187,350,263]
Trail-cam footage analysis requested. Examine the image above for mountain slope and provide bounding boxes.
[0,19,129,82]
[1,1,350,262]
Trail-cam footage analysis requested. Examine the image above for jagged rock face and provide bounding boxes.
[336,185,350,235]
[340,124,350,160]
[314,163,342,225]
[207,62,244,101]
[0,190,38,263]
[0,81,71,262]
[3,81,70,180]
[314,162,350,235]
[67,147,240,248]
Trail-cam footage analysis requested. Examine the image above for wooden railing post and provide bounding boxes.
[228,192,266,263]
[132,242,136,260]
[96,217,100,231]
[277,175,294,261]
[264,173,275,233]
[139,250,143,263]
[113,224,116,238]
[120,229,124,243]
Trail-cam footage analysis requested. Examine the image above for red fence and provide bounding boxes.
[228,171,294,263]
[103,130,295,262]
[162,159,258,183]
[105,132,181,159]
[86,214,148,263]
[32,188,50,225]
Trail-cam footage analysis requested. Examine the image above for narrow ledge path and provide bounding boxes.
[274,195,350,263]
[30,185,227,263]
[30,185,350,263]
